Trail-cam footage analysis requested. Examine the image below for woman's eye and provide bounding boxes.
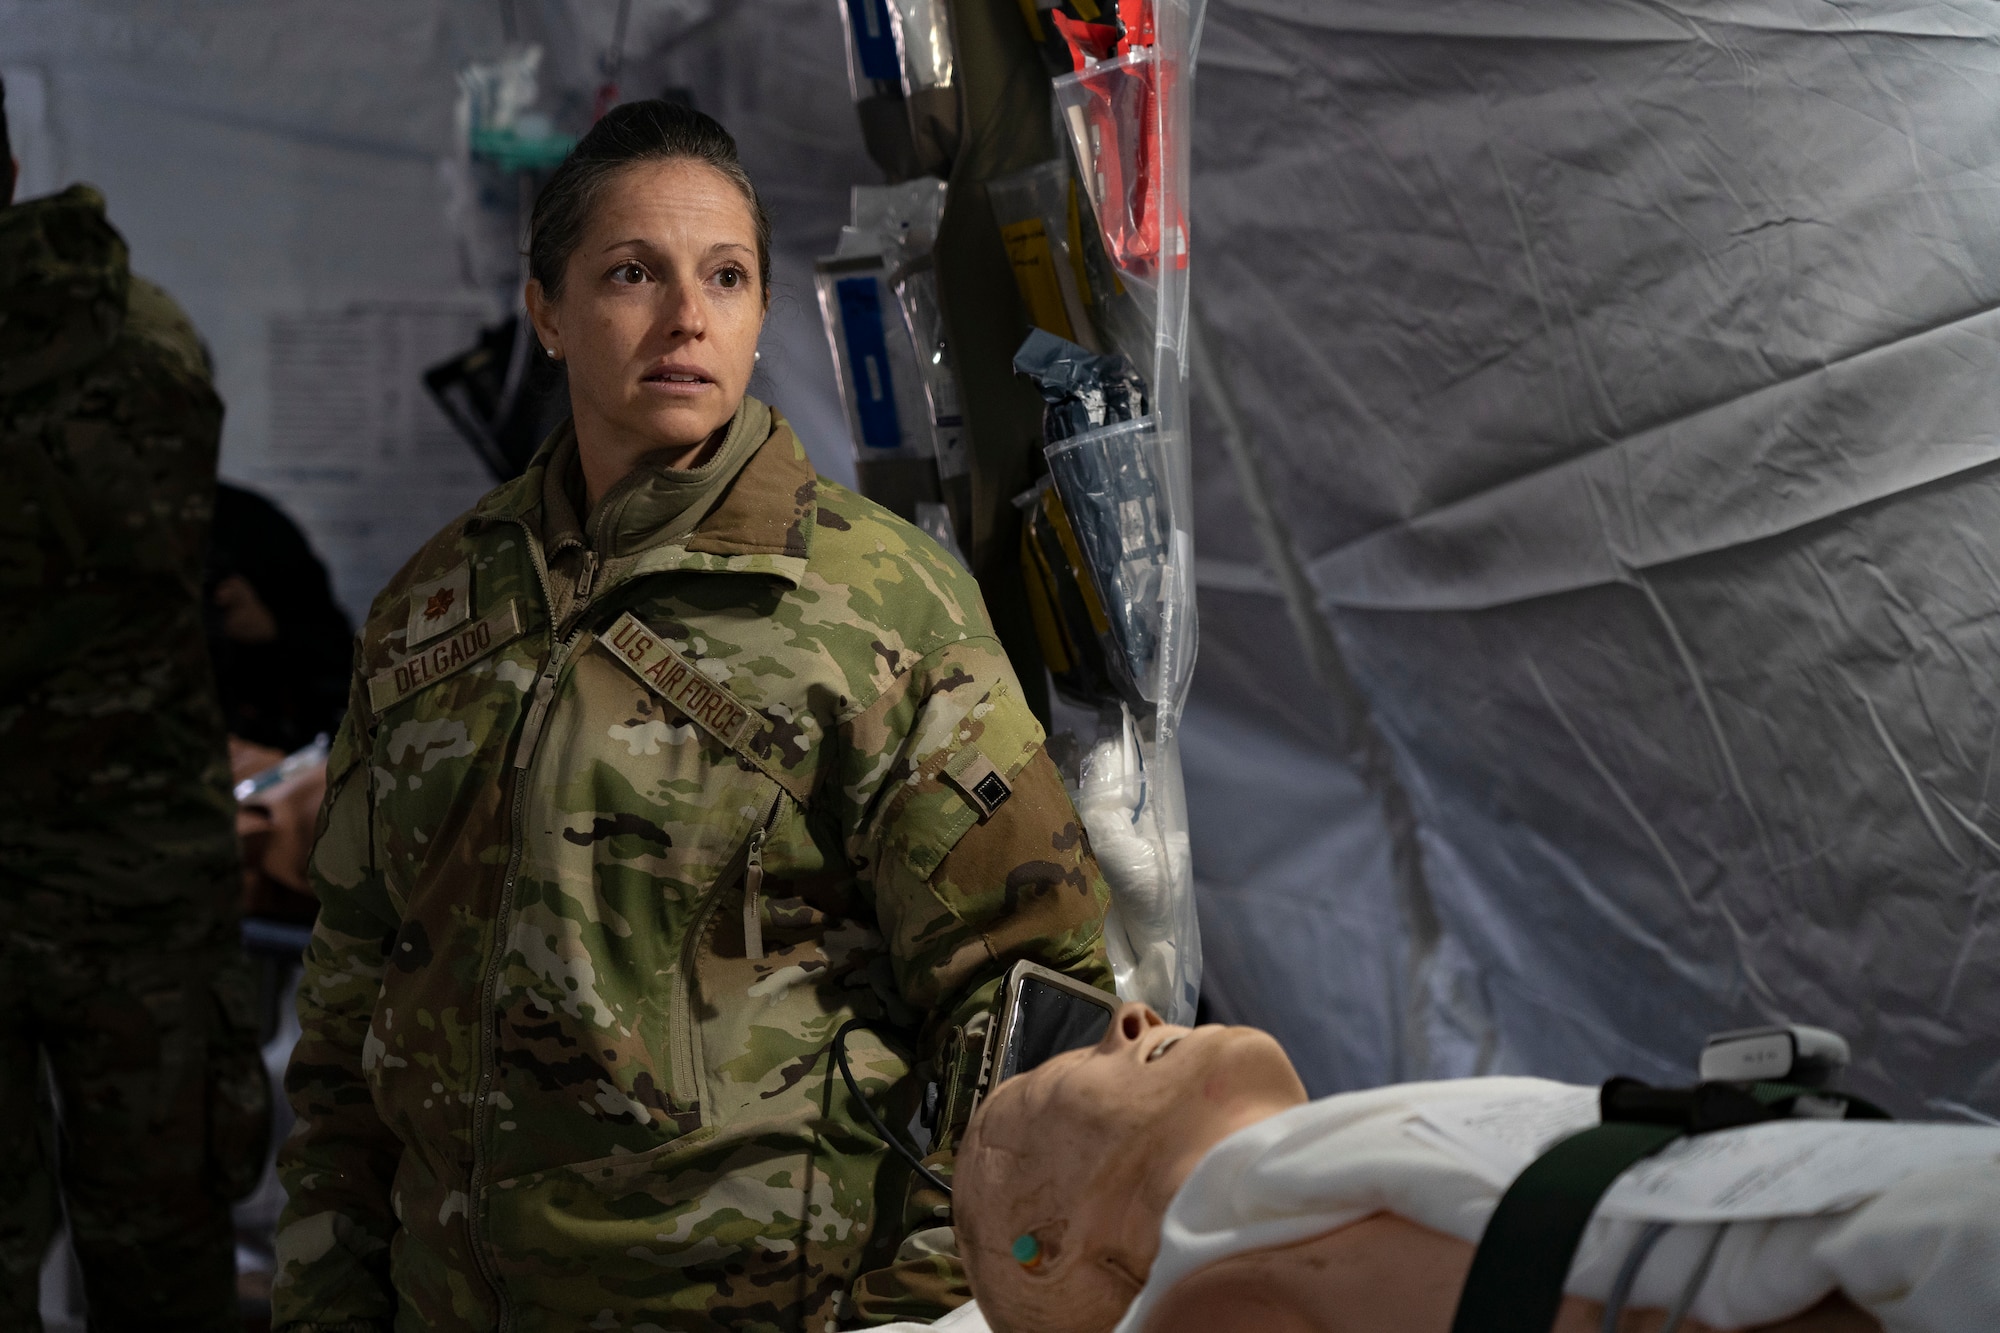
[610,262,648,284]
[716,267,743,289]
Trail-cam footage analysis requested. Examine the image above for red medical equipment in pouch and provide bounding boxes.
[1051,0,1185,286]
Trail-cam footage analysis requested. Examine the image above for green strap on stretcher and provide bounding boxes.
[1448,1080,1889,1333]
[1447,1119,1682,1333]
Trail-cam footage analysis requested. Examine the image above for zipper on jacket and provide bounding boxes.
[670,789,790,1109]
[512,657,561,769]
[742,823,769,961]
[463,519,584,1331]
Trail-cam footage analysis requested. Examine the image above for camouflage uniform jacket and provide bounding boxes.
[276,407,1113,1332]
[0,183,238,950]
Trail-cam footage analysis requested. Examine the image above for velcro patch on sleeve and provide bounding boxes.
[602,611,762,752]
[942,746,1013,821]
[369,600,524,713]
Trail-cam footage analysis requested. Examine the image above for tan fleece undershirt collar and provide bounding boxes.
[540,394,773,559]
[588,395,773,558]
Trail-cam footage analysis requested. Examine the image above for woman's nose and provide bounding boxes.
[660,276,706,338]
[1100,1002,1163,1052]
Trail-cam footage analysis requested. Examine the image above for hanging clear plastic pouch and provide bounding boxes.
[893,257,974,558]
[827,179,973,540]
[1043,417,1170,704]
[814,255,935,464]
[840,0,903,96]
[1075,702,1190,1018]
[843,183,964,485]
[887,0,959,174]
[1052,46,1187,293]
[840,0,925,178]
[1018,0,1201,1026]
[988,160,1098,349]
[886,255,969,484]
[851,176,949,249]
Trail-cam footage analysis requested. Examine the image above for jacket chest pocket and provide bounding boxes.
[367,638,536,912]
[484,642,791,1173]
[527,644,779,911]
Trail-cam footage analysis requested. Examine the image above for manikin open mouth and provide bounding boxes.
[1146,1034,1184,1062]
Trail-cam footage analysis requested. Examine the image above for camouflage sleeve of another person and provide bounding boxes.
[843,637,1113,1325]
[272,666,401,1333]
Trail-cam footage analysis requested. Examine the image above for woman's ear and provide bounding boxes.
[524,278,558,358]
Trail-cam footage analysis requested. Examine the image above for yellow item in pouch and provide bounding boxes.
[1019,480,1117,702]
[1015,0,1047,43]
[1001,218,1078,341]
[1043,483,1111,636]
[1021,519,1076,678]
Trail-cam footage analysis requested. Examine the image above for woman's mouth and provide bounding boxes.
[642,366,713,393]
[1146,1034,1185,1063]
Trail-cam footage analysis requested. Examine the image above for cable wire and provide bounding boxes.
[1661,1224,1728,1333]
[1601,1221,1671,1333]
[832,1019,953,1198]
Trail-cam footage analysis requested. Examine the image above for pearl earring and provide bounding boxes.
[545,347,557,360]
[754,349,762,362]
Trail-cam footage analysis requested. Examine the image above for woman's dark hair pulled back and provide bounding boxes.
[528,100,771,301]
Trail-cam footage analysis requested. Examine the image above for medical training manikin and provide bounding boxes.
[922,1004,2000,1333]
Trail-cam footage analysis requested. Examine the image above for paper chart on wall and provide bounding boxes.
[251,300,498,623]
[1408,1092,2000,1222]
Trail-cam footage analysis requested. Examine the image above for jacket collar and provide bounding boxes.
[470,399,817,587]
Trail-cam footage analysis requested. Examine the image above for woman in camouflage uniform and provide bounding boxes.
[274,102,1113,1333]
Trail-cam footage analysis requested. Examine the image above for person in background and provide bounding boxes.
[0,76,270,1330]
[206,481,353,756]
[208,481,351,925]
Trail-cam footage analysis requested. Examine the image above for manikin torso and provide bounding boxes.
[954,1004,1905,1333]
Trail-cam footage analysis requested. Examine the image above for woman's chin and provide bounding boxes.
[615,400,735,458]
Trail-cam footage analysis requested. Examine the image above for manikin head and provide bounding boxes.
[956,1003,1308,1333]
[524,100,772,505]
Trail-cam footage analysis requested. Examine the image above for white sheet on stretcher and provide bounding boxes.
[873,1077,2000,1333]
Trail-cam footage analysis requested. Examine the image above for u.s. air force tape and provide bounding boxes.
[602,611,762,751]
[368,600,524,713]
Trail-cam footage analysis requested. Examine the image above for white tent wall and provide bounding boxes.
[0,0,867,628]
[1181,370,1428,1095]
[10,0,1997,1121]
[1184,0,2000,1116]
